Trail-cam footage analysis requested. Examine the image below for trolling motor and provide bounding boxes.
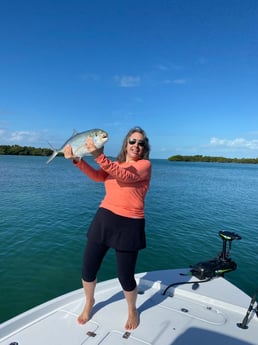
[162,231,242,296]
[190,231,241,280]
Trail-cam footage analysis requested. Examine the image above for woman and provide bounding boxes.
[64,126,151,330]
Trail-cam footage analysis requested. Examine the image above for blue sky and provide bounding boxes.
[1,0,258,159]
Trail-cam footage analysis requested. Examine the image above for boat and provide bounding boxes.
[1,231,257,345]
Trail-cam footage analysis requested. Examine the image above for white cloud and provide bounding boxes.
[80,73,101,82]
[9,131,40,143]
[156,62,182,71]
[156,64,169,71]
[114,75,141,87]
[0,129,47,146]
[163,79,187,85]
[210,137,258,150]
[173,79,187,85]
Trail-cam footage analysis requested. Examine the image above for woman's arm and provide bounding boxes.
[75,159,108,182]
[63,144,107,182]
[95,153,151,183]
[83,137,151,183]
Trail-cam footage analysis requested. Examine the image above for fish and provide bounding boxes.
[46,128,109,164]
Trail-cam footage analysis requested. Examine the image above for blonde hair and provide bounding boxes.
[116,126,150,163]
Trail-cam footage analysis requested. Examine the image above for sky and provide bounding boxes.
[1,0,258,159]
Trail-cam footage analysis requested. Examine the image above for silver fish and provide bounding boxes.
[46,128,109,164]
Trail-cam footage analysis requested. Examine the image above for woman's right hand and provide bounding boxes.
[64,145,79,160]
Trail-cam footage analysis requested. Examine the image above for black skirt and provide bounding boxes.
[87,208,146,251]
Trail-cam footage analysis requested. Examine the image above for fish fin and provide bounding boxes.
[46,142,59,164]
[47,141,56,150]
[46,150,59,164]
[72,129,78,137]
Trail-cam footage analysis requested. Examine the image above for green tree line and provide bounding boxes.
[168,154,258,164]
[0,145,52,156]
[1,146,258,164]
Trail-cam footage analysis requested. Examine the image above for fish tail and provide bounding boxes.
[46,142,60,164]
[46,149,59,164]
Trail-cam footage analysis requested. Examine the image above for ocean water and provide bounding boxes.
[0,155,258,323]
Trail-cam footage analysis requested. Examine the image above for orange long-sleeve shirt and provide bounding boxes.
[75,153,152,218]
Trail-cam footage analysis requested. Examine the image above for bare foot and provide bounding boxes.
[77,299,95,325]
[125,309,139,330]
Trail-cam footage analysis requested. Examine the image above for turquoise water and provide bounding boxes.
[1,156,258,323]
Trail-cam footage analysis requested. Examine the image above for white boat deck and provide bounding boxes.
[1,269,257,345]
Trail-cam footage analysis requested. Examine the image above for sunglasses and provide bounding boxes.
[128,138,145,147]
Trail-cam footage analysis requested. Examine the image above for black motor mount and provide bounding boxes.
[190,231,241,280]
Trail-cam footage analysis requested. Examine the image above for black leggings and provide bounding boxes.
[82,239,138,292]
